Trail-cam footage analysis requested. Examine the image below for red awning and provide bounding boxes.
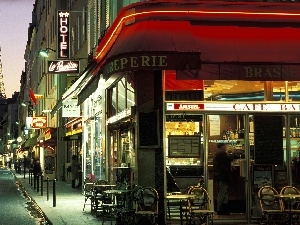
[95,1,300,81]
[191,25,300,63]
[100,20,201,78]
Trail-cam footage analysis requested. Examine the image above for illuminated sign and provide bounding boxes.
[32,116,47,129]
[62,100,80,117]
[57,11,69,58]
[106,108,132,124]
[48,60,80,73]
[166,102,300,112]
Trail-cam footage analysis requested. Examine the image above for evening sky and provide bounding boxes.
[0,0,34,98]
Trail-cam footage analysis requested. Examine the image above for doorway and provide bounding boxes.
[207,114,247,221]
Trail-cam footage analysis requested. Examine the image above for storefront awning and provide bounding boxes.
[93,1,300,81]
[99,20,201,79]
[22,135,38,149]
[77,74,100,105]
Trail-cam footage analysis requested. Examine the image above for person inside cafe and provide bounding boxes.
[213,143,234,215]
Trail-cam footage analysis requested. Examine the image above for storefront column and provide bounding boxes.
[264,81,273,101]
[135,70,165,224]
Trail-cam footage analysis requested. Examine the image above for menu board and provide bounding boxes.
[138,111,159,148]
[168,135,200,158]
[253,164,272,191]
[254,115,283,165]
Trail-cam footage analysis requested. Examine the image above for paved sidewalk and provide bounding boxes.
[12,168,258,225]
[13,169,102,225]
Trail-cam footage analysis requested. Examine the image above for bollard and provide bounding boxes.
[46,177,49,201]
[34,174,36,189]
[30,171,33,186]
[53,179,56,207]
[28,170,31,184]
[41,175,44,196]
[37,175,39,193]
[23,166,26,179]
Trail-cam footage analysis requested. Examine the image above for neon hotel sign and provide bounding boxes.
[58,11,69,58]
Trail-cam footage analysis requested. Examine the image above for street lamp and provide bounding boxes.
[39,48,56,57]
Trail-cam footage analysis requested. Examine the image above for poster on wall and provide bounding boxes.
[209,115,220,136]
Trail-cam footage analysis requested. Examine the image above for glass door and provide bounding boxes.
[207,114,246,220]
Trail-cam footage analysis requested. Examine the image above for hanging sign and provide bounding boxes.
[57,11,70,58]
[48,60,80,73]
[32,116,47,129]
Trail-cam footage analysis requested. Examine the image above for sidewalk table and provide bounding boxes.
[104,189,132,208]
[275,194,300,225]
[93,184,116,214]
[165,194,195,225]
[103,189,133,225]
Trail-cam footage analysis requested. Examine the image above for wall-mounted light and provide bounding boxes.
[39,48,56,57]
[21,101,31,107]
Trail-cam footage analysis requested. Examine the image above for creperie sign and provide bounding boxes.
[167,103,300,112]
[32,116,47,129]
[57,11,69,58]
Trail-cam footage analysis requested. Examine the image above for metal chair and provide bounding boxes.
[93,179,113,217]
[134,187,159,225]
[257,185,286,225]
[279,186,300,224]
[82,178,94,212]
[187,185,214,225]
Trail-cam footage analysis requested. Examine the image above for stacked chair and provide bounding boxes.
[92,179,111,216]
[82,178,94,212]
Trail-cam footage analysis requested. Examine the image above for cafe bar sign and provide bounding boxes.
[167,102,300,112]
[48,60,80,73]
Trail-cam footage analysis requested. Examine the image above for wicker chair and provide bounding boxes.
[134,187,159,225]
[258,185,286,225]
[187,185,214,225]
[279,186,300,224]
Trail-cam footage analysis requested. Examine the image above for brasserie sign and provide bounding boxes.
[48,60,80,73]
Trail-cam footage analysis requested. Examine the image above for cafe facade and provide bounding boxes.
[64,1,300,223]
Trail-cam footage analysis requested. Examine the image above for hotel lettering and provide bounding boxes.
[57,11,70,58]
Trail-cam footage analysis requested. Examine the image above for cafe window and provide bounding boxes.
[107,74,135,118]
[204,80,300,101]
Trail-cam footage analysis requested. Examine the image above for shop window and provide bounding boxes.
[204,80,300,101]
[107,74,135,118]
